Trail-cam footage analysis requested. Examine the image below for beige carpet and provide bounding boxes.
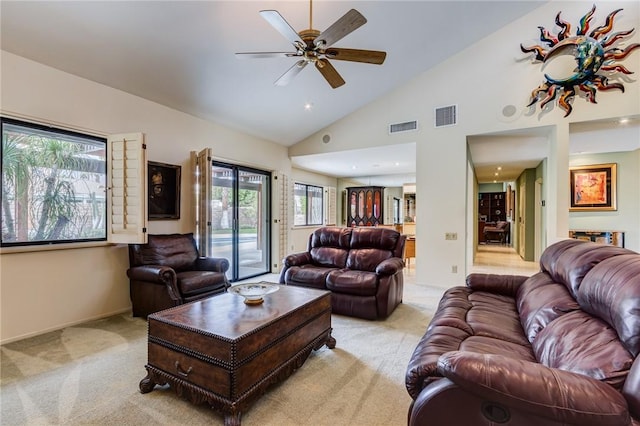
[1,281,445,425]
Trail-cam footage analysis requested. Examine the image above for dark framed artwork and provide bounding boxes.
[148,161,181,220]
[569,163,616,211]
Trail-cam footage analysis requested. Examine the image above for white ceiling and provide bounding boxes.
[2,1,637,187]
[291,142,418,186]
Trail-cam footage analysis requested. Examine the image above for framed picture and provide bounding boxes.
[506,184,513,219]
[569,163,617,211]
[148,161,181,219]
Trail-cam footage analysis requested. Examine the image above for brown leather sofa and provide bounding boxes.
[127,233,230,318]
[279,226,405,320]
[406,239,640,426]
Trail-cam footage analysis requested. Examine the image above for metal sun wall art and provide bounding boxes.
[521,4,640,117]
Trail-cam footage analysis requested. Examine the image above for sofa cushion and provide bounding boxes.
[577,254,640,357]
[139,233,198,271]
[516,272,580,343]
[542,239,632,298]
[284,265,336,290]
[346,248,392,272]
[539,239,584,279]
[326,269,378,296]
[310,226,352,249]
[307,227,352,268]
[350,227,402,256]
[309,247,348,268]
[533,310,633,390]
[177,270,227,296]
[459,336,536,361]
[420,287,531,347]
[450,289,525,345]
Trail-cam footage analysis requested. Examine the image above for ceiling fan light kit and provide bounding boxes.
[236,0,387,89]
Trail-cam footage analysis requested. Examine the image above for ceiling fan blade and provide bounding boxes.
[324,48,386,65]
[260,10,305,49]
[315,59,345,89]
[314,9,367,49]
[235,52,300,59]
[274,60,308,86]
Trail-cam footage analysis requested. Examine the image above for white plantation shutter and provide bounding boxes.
[275,171,290,272]
[107,133,147,244]
[324,186,337,225]
[193,148,212,256]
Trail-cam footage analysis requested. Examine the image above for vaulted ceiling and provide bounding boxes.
[0,1,545,146]
[3,1,637,186]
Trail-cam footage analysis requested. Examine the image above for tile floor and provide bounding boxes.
[471,244,540,276]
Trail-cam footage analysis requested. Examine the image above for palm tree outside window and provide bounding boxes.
[1,117,107,247]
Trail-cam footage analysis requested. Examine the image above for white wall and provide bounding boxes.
[0,51,290,343]
[289,1,640,286]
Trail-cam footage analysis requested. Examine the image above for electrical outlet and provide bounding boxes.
[452,265,458,273]
[445,232,458,240]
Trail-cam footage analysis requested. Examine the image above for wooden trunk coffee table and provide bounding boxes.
[139,284,335,425]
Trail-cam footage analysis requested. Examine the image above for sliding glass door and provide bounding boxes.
[210,161,271,282]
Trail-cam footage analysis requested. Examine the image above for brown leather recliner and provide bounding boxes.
[405,239,640,425]
[279,226,405,320]
[127,233,230,318]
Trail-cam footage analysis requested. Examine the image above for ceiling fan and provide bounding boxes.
[235,0,386,89]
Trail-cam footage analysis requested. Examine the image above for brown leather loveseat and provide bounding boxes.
[127,233,230,318]
[279,226,405,320]
[406,239,640,425]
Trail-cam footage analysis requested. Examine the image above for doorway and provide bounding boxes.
[210,161,271,282]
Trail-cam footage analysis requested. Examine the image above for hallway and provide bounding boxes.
[471,244,539,276]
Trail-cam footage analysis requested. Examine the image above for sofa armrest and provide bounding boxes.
[127,265,175,283]
[375,257,404,276]
[283,252,312,267]
[127,265,181,301]
[280,252,313,284]
[465,273,530,297]
[195,257,230,274]
[437,351,630,426]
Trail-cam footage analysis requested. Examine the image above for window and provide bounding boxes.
[1,117,147,249]
[293,183,323,226]
[1,118,108,246]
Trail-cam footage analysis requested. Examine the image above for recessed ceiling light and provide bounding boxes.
[352,165,357,170]
[619,117,629,124]
[494,172,499,176]
[497,166,502,171]
[304,102,313,111]
[395,162,400,166]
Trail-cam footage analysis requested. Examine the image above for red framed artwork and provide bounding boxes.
[569,163,617,211]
